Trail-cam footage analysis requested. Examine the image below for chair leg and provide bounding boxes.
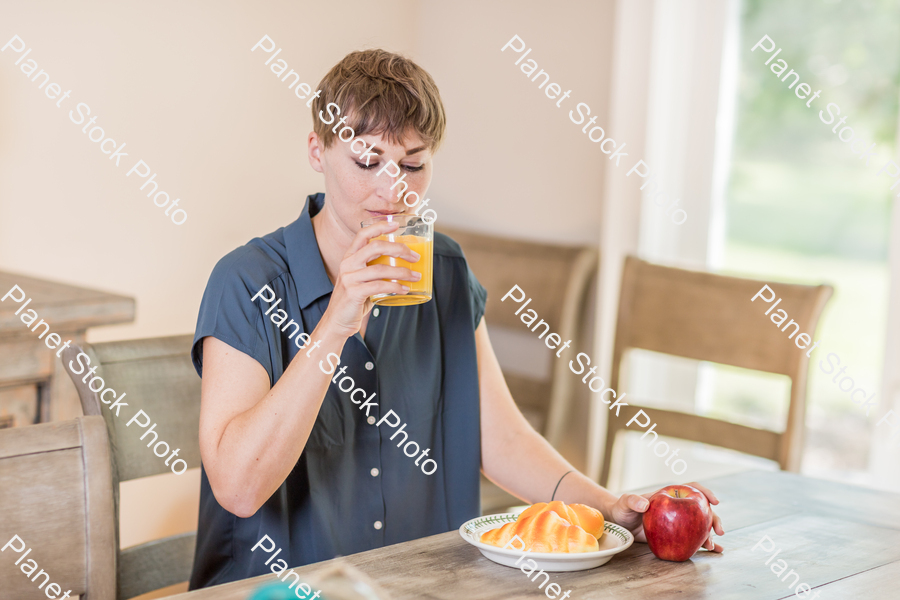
[35,381,51,424]
[599,429,618,488]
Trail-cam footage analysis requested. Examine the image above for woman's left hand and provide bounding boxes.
[608,482,725,553]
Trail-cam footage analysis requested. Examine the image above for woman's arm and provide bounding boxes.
[476,318,724,551]
[476,318,618,515]
[198,326,346,518]
[199,219,420,518]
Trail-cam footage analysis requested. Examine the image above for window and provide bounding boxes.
[711,0,900,484]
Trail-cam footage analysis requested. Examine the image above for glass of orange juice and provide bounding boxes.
[361,214,433,306]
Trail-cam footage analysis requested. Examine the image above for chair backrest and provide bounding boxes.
[600,255,833,485]
[0,416,116,600]
[438,226,598,447]
[62,334,200,599]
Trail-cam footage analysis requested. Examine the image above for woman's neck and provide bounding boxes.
[310,203,355,284]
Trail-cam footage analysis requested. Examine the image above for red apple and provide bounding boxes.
[642,484,713,562]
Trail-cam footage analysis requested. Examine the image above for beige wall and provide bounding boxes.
[0,0,612,558]
[416,1,613,245]
[0,0,612,345]
[0,0,421,343]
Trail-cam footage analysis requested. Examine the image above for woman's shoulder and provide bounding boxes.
[207,227,292,294]
[432,230,487,328]
[434,231,465,260]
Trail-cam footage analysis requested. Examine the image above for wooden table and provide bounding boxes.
[163,470,900,599]
[0,271,134,427]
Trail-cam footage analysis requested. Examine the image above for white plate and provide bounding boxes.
[459,513,634,572]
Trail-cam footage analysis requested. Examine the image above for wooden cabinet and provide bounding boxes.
[0,271,135,428]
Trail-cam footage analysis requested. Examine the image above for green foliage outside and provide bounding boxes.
[714,0,899,472]
[731,0,900,259]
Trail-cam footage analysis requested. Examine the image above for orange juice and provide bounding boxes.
[367,234,433,306]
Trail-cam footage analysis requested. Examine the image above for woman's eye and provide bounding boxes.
[403,164,425,172]
[355,161,379,170]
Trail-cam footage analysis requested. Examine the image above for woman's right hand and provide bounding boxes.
[323,220,421,339]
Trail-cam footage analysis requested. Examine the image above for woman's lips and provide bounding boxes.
[366,210,404,216]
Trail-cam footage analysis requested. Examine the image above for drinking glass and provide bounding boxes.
[361,214,433,306]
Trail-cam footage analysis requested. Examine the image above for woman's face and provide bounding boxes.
[308,126,434,238]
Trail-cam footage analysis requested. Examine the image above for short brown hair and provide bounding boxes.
[312,49,446,151]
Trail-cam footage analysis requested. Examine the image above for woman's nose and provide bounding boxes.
[376,173,405,203]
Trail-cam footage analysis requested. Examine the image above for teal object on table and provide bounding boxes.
[247,581,293,600]
[247,580,324,600]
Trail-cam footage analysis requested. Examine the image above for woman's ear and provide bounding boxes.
[308,131,325,173]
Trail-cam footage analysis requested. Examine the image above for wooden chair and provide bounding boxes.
[438,226,598,512]
[0,416,116,599]
[62,335,201,600]
[599,256,833,486]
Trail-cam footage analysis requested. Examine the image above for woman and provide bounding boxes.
[189,48,723,589]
